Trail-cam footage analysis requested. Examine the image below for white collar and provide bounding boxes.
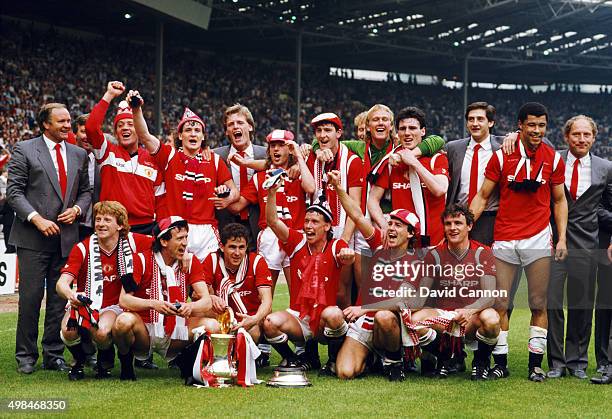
[567,151,590,167]
[43,134,64,151]
[230,143,254,157]
[469,135,491,151]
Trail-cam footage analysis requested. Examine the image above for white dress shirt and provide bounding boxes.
[457,136,498,211]
[565,151,591,200]
[229,143,255,190]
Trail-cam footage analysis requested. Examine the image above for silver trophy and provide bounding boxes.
[204,333,238,387]
[267,366,312,388]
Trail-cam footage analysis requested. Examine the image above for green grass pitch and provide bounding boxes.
[1,282,610,419]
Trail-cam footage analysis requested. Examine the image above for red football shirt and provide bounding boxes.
[202,251,272,316]
[425,240,496,311]
[280,229,348,311]
[306,149,364,228]
[61,233,154,308]
[131,250,205,323]
[151,144,232,225]
[241,170,307,230]
[86,99,159,226]
[375,152,449,245]
[485,140,564,241]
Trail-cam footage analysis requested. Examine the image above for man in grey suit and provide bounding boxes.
[213,103,267,251]
[547,115,612,379]
[8,103,91,374]
[73,113,101,241]
[446,102,503,245]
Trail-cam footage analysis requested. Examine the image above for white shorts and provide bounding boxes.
[188,223,220,261]
[257,227,290,271]
[493,225,552,267]
[346,314,375,351]
[100,304,123,316]
[286,308,313,341]
[135,323,174,362]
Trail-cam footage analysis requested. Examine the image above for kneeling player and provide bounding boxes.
[411,204,499,380]
[263,180,355,373]
[56,201,153,380]
[113,217,212,380]
[326,170,423,381]
[198,223,273,366]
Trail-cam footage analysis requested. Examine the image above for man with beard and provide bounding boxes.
[56,201,153,380]
[470,102,568,382]
[263,178,356,373]
[129,91,239,260]
[326,170,423,381]
[368,106,449,247]
[85,82,159,234]
[113,217,212,380]
[214,104,267,251]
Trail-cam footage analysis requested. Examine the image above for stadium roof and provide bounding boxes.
[4,0,612,85]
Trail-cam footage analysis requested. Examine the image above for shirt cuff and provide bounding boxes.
[27,211,38,222]
[74,205,82,216]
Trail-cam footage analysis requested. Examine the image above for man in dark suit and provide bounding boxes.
[8,103,91,374]
[73,113,101,241]
[446,102,503,245]
[213,103,267,251]
[547,115,612,380]
[592,163,612,383]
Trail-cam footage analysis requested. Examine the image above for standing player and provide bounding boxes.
[56,201,153,380]
[228,129,314,290]
[198,223,273,362]
[113,217,212,380]
[326,170,423,381]
[470,102,568,382]
[368,107,449,246]
[411,205,500,380]
[85,82,159,234]
[129,90,239,260]
[263,179,355,373]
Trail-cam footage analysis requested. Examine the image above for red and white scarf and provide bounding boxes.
[400,308,465,359]
[149,252,189,340]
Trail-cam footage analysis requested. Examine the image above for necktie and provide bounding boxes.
[468,144,482,205]
[238,151,249,220]
[570,159,580,200]
[55,143,67,199]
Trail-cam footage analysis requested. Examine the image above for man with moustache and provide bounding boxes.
[470,102,568,382]
[214,104,267,252]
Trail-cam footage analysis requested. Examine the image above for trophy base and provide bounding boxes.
[266,366,312,388]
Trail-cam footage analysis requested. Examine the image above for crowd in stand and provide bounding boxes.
[1,23,610,158]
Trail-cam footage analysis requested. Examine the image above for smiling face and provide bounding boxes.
[518,115,547,150]
[161,227,189,261]
[565,117,594,159]
[75,124,93,152]
[467,108,494,142]
[315,123,341,152]
[225,113,253,151]
[94,212,122,241]
[221,237,248,271]
[268,141,290,168]
[397,118,425,150]
[386,218,413,249]
[443,214,471,248]
[368,109,392,145]
[114,118,137,150]
[43,108,72,142]
[180,121,205,155]
[303,211,330,245]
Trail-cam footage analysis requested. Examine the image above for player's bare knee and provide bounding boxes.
[93,326,112,343]
[321,306,344,328]
[61,327,79,342]
[479,309,500,334]
[529,294,547,311]
[374,310,397,332]
[263,314,281,336]
[113,313,136,335]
